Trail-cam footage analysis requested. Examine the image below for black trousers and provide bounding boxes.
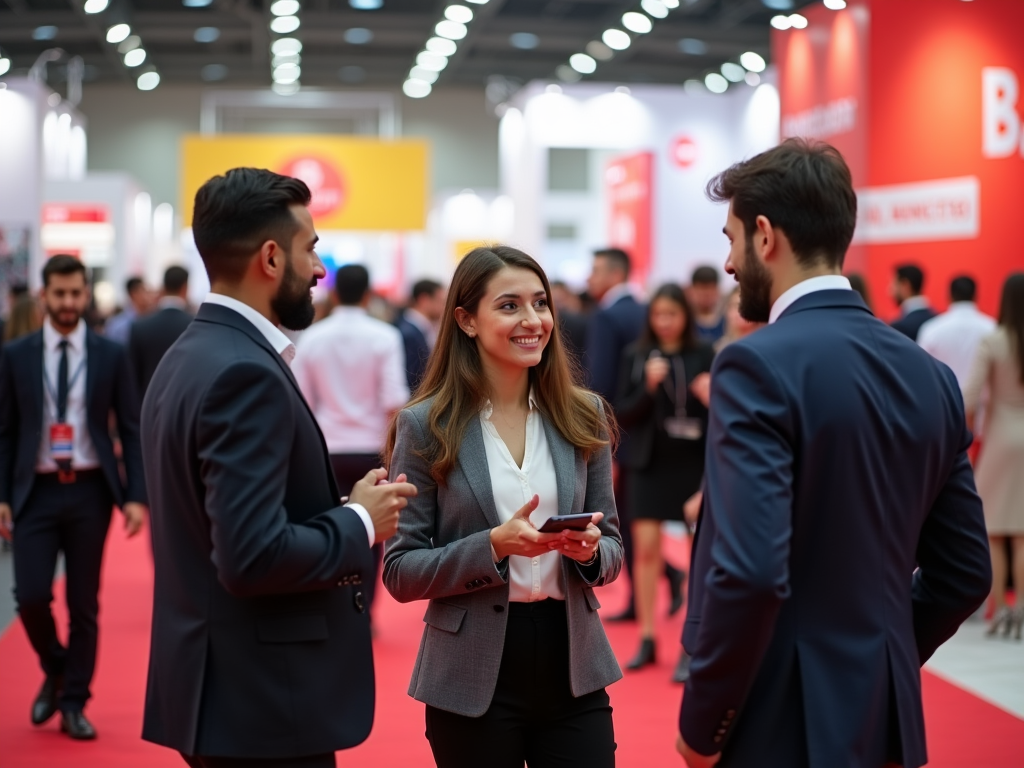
[425,599,616,768]
[12,470,112,710]
[180,752,334,768]
[329,453,383,609]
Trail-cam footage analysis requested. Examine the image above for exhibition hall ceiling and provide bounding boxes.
[0,0,812,92]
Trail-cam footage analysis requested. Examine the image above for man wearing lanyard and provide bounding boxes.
[0,254,148,740]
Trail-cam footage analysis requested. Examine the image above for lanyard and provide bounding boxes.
[43,353,86,424]
[649,351,689,418]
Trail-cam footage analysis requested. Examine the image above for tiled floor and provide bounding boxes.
[926,616,1024,718]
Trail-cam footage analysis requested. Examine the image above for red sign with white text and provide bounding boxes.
[606,152,653,287]
[43,204,110,224]
[277,156,346,220]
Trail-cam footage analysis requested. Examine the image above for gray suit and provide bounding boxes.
[383,397,624,717]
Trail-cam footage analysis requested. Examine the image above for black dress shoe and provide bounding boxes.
[672,651,692,684]
[31,675,63,725]
[668,568,687,617]
[61,709,97,740]
[606,601,636,622]
[626,638,657,670]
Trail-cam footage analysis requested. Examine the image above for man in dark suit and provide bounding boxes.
[128,265,192,397]
[141,167,417,768]
[0,254,148,740]
[677,140,991,768]
[395,278,444,392]
[889,264,937,341]
[584,248,686,627]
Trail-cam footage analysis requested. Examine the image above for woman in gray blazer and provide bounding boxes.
[384,246,624,768]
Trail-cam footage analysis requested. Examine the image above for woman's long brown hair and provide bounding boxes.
[384,245,616,486]
[998,272,1024,384]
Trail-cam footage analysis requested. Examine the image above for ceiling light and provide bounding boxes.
[410,66,440,84]
[465,0,488,3]
[641,0,668,19]
[762,0,792,8]
[662,0,679,7]
[602,29,631,51]
[546,84,562,93]
[270,15,300,33]
[403,79,432,98]
[194,26,220,42]
[770,14,791,29]
[583,41,612,62]
[106,23,130,43]
[273,81,300,95]
[182,0,212,6]
[678,37,706,55]
[34,25,59,40]
[416,51,448,71]
[426,37,457,55]
[569,53,597,74]
[201,63,228,81]
[509,32,539,50]
[435,20,467,40]
[555,64,581,83]
[704,72,728,93]
[740,51,766,72]
[344,27,373,44]
[788,13,808,28]
[0,58,10,76]
[124,48,146,67]
[137,71,160,90]
[117,34,141,53]
[271,37,302,55]
[745,71,760,86]
[83,0,109,13]
[684,79,704,95]
[622,12,652,34]
[273,63,301,83]
[270,0,299,15]
[824,0,846,8]
[721,62,745,82]
[444,5,473,23]
[349,0,382,8]
[272,53,300,67]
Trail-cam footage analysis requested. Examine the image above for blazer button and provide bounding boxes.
[483,576,493,584]
[353,591,365,613]
[493,605,505,613]
[465,582,475,590]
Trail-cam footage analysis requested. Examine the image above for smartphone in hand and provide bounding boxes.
[538,513,593,533]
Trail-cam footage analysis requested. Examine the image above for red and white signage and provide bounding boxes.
[670,136,698,169]
[278,156,346,220]
[854,177,980,245]
[606,152,653,287]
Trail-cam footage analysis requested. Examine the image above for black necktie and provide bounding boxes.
[57,338,69,423]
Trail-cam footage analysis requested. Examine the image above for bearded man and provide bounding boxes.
[675,140,990,768]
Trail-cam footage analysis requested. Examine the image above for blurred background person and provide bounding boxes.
[550,279,588,363]
[3,283,42,349]
[918,275,995,392]
[890,263,936,341]
[293,263,409,615]
[104,276,152,346]
[714,286,765,353]
[127,266,192,399]
[964,272,1024,640]
[846,272,873,315]
[396,278,445,393]
[615,284,713,682]
[688,266,725,345]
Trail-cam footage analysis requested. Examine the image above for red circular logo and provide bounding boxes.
[671,136,698,168]
[278,156,346,219]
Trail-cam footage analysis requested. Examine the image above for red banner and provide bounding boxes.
[606,152,653,288]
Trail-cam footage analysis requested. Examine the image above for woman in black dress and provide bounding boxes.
[615,283,714,679]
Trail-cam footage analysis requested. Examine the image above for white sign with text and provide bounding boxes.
[853,176,980,244]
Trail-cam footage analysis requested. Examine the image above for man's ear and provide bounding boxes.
[258,240,282,280]
[753,215,778,263]
[454,307,476,338]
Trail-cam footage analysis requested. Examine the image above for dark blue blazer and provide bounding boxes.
[585,293,645,404]
[395,312,430,393]
[890,306,937,341]
[0,327,146,517]
[680,290,990,768]
[141,303,375,759]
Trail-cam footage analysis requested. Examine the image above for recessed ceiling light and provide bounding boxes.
[602,29,631,51]
[569,53,597,74]
[273,81,300,95]
[622,12,652,34]
[641,0,668,19]
[271,37,302,55]
[721,62,745,82]
[270,0,299,15]
[788,13,808,28]
[117,34,141,53]
[83,0,109,14]
[444,5,473,23]
[509,32,539,50]
[426,37,456,56]
[770,14,791,29]
[465,0,488,4]
[194,26,220,43]
[745,71,761,86]
[270,15,300,33]
[343,27,373,44]
[349,0,382,8]
[124,48,147,67]
[416,51,448,72]
[662,0,679,7]
[403,79,431,99]
[586,40,614,61]
[34,25,59,40]
[824,0,846,7]
[273,63,301,83]
[435,20,467,40]
[0,58,11,76]
[272,53,300,67]
[555,64,581,83]
[678,37,706,55]
[704,72,728,93]
[106,24,130,43]
[182,0,213,7]
[201,63,228,81]
[762,0,793,8]
[684,79,704,95]
[410,66,440,84]
[137,71,160,90]
[740,51,766,72]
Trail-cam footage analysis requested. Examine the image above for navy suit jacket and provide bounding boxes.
[396,313,430,393]
[680,290,990,768]
[585,293,646,404]
[127,305,193,397]
[0,327,146,517]
[890,306,937,341]
[141,304,375,758]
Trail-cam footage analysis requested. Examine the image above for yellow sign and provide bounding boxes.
[181,135,428,231]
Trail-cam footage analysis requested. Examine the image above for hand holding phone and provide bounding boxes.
[537,513,593,533]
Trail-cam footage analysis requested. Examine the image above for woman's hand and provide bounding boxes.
[689,372,711,408]
[551,512,604,563]
[645,356,671,393]
[490,495,562,560]
[683,490,703,528]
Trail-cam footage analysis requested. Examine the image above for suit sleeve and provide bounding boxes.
[586,310,619,402]
[575,400,623,586]
[383,408,510,603]
[614,347,654,430]
[0,347,16,505]
[679,342,795,756]
[111,343,148,506]
[911,376,991,663]
[197,360,373,597]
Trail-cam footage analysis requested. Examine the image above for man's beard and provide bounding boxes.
[736,237,773,323]
[48,307,82,333]
[271,252,317,331]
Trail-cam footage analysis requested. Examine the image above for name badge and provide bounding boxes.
[50,423,74,462]
[664,416,703,441]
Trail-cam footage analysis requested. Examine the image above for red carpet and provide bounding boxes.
[1,530,1022,767]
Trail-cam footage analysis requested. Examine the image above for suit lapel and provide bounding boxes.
[28,332,44,426]
[541,416,576,518]
[458,418,501,528]
[84,330,99,414]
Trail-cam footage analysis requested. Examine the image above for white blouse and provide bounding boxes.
[479,394,565,602]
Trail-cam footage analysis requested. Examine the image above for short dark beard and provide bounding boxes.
[47,309,82,335]
[736,236,773,323]
[271,251,317,331]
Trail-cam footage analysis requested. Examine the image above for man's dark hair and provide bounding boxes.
[42,254,87,287]
[10,282,29,298]
[691,266,720,286]
[949,275,976,303]
[192,167,311,283]
[706,138,857,269]
[593,248,631,278]
[125,276,145,295]
[336,264,370,306]
[163,265,189,294]
[895,264,925,295]
[411,279,443,302]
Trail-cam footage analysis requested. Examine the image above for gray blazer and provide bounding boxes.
[383,397,624,717]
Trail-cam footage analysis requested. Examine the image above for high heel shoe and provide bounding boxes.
[1010,608,1023,641]
[986,606,1011,637]
[626,638,656,670]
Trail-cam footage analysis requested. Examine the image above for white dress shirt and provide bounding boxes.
[36,318,100,472]
[769,275,853,325]
[293,306,409,454]
[899,295,931,316]
[599,282,641,310]
[918,302,997,391]
[203,294,375,546]
[480,394,565,602]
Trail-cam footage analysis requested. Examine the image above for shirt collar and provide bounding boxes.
[203,293,296,365]
[331,305,367,317]
[404,307,433,335]
[769,275,853,324]
[157,296,188,310]
[900,295,931,315]
[946,301,976,313]
[481,389,539,419]
[43,316,86,353]
[599,282,637,310]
